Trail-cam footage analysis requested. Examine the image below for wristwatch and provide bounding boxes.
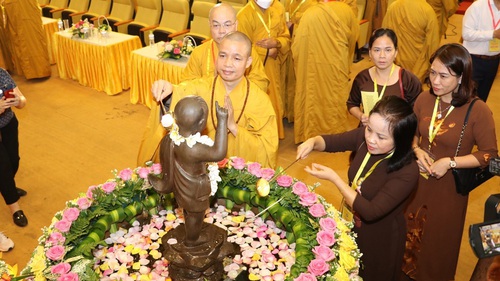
[450,157,457,168]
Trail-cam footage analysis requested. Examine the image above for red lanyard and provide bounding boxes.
[489,0,500,29]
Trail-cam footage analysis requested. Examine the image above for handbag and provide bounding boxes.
[452,98,494,196]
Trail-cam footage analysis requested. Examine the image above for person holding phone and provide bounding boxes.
[0,68,28,227]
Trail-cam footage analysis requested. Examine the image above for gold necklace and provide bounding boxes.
[437,99,451,119]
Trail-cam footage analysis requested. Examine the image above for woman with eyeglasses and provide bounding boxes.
[401,43,498,281]
[347,28,422,127]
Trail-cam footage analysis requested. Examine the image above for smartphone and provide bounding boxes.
[3,89,14,99]
[470,219,500,258]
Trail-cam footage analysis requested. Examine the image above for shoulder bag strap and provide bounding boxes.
[399,67,404,99]
[454,98,480,157]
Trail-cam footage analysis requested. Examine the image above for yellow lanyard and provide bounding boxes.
[206,41,217,77]
[351,151,394,191]
[428,97,454,149]
[250,1,271,37]
[290,0,306,19]
[373,64,396,101]
[342,150,393,223]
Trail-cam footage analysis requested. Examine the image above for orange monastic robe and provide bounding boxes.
[237,0,291,139]
[382,0,440,82]
[292,1,359,143]
[426,0,458,38]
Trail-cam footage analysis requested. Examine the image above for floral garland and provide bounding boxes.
[18,157,361,281]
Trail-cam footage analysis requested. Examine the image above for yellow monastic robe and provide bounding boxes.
[237,1,291,139]
[137,77,279,168]
[292,1,358,144]
[0,0,51,79]
[181,39,270,92]
[382,0,440,82]
[426,0,458,38]
[363,0,389,44]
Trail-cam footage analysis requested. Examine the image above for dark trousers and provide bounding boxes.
[0,116,20,205]
[471,55,500,102]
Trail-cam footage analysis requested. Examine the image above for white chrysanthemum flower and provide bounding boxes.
[161,113,174,128]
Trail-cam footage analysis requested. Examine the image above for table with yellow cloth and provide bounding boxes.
[42,17,59,65]
[129,42,187,108]
[54,31,142,95]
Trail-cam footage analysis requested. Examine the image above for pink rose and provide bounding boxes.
[138,167,150,179]
[307,258,330,276]
[299,192,318,206]
[247,162,262,177]
[312,245,335,262]
[118,168,133,181]
[86,185,96,199]
[51,262,71,275]
[316,230,336,247]
[276,175,293,187]
[319,217,337,232]
[57,272,79,281]
[47,232,66,245]
[231,157,246,170]
[309,203,326,218]
[151,163,161,174]
[54,219,72,233]
[102,182,116,193]
[292,181,308,196]
[218,158,229,168]
[173,48,181,55]
[62,208,80,222]
[76,197,90,210]
[261,168,275,181]
[46,245,66,261]
[294,273,317,281]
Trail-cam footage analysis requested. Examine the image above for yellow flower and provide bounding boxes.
[249,273,260,280]
[333,266,350,281]
[140,274,152,281]
[30,246,48,274]
[252,253,260,261]
[339,232,357,252]
[339,249,356,271]
[231,215,245,223]
[170,40,178,45]
[166,213,177,221]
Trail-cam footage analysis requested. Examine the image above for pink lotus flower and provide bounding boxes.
[151,163,161,174]
[299,192,318,206]
[247,162,262,177]
[46,245,66,261]
[312,245,335,262]
[76,197,90,210]
[309,203,326,218]
[276,175,293,187]
[118,168,133,181]
[138,167,150,179]
[319,217,337,232]
[47,231,66,245]
[261,168,275,180]
[63,208,80,222]
[307,258,329,276]
[51,262,71,275]
[316,230,336,247]
[294,272,317,281]
[54,219,72,233]
[231,157,246,170]
[102,181,117,193]
[292,181,308,195]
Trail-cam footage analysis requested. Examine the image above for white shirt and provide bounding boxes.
[463,0,500,56]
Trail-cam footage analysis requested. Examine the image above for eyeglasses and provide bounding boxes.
[211,22,235,30]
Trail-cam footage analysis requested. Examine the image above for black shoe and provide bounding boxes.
[13,210,28,227]
[16,188,27,197]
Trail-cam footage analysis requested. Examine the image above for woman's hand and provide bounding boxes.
[414,147,434,175]
[305,163,336,182]
[296,136,326,159]
[428,157,451,179]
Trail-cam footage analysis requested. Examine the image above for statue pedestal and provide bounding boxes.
[163,222,239,280]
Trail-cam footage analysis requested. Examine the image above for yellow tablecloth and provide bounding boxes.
[54,31,142,95]
[42,17,59,65]
[130,42,187,108]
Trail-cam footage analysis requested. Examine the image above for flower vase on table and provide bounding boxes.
[157,37,196,60]
[71,18,93,39]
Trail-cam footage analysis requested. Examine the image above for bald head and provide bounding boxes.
[220,31,252,57]
[174,96,208,135]
[209,3,238,44]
